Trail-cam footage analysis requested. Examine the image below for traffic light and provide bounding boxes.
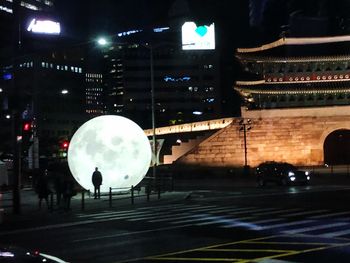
[61,140,69,150]
[22,121,33,151]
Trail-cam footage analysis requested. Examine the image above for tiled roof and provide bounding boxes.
[237,35,350,53]
[234,80,350,95]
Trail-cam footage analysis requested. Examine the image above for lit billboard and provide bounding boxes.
[27,18,61,35]
[182,22,215,50]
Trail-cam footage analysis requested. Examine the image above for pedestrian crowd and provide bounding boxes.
[34,166,103,212]
[34,168,76,212]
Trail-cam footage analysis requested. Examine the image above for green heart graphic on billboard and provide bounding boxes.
[195,26,208,37]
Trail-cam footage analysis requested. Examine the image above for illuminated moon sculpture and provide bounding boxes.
[68,115,151,192]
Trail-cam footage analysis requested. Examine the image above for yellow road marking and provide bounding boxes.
[202,248,295,253]
[147,256,243,261]
[242,241,340,246]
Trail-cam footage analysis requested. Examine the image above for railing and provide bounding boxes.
[78,176,174,210]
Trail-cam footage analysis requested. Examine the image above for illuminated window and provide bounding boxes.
[0,5,13,13]
[44,0,53,6]
[20,1,39,10]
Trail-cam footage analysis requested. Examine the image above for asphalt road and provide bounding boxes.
[2,177,350,262]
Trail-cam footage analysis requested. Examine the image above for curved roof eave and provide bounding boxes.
[237,35,350,54]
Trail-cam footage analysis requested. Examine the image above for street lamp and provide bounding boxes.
[97,37,108,46]
[239,119,252,173]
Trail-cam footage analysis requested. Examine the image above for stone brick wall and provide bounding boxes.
[177,106,350,168]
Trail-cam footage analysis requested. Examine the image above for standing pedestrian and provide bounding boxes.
[62,175,75,211]
[54,172,64,207]
[92,167,102,199]
[35,169,50,209]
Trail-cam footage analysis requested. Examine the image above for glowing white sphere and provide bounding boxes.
[68,115,151,192]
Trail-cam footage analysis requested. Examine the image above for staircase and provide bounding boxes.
[163,135,207,164]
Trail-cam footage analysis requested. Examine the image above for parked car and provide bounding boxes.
[256,161,311,186]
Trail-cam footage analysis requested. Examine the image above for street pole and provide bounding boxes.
[150,45,157,179]
[243,123,247,167]
[12,0,21,214]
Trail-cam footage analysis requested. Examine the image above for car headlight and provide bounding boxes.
[305,171,309,176]
[289,176,296,181]
[307,176,310,180]
[288,171,295,177]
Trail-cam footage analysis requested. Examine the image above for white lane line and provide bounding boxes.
[259,220,315,230]
[308,211,350,219]
[72,223,194,243]
[319,228,350,238]
[253,208,302,216]
[0,220,96,236]
[283,222,349,234]
[282,210,328,217]
[194,216,255,226]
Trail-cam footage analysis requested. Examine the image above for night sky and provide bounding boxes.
[55,0,250,46]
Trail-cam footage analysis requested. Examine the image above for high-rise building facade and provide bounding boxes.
[101,27,221,129]
[0,0,54,14]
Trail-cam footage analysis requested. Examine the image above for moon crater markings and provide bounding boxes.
[68,115,151,192]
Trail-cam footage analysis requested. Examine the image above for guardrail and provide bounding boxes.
[78,176,174,210]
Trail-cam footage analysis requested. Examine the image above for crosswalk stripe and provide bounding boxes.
[259,220,315,230]
[221,218,283,230]
[149,214,203,223]
[128,206,236,222]
[99,206,217,221]
[93,211,168,220]
[76,204,215,218]
[128,212,191,222]
[76,211,134,218]
[135,203,200,210]
[282,210,328,217]
[308,211,350,219]
[283,222,349,234]
[229,207,278,215]
[319,228,350,238]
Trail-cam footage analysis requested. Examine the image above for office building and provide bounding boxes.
[101,26,222,129]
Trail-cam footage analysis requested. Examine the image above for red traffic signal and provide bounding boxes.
[23,122,31,131]
[61,141,69,149]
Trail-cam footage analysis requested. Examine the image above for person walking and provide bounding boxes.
[92,167,102,199]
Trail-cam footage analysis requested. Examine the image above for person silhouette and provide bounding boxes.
[36,169,50,209]
[92,167,102,199]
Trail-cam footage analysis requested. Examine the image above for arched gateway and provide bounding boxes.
[324,130,350,165]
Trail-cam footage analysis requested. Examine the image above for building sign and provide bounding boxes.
[27,18,61,35]
[182,22,215,50]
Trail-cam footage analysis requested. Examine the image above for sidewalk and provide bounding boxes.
[0,187,191,230]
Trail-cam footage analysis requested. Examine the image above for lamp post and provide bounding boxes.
[239,119,252,174]
[149,45,157,179]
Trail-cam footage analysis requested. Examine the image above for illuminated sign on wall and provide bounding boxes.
[27,18,61,35]
[182,22,215,50]
[164,76,191,82]
[3,73,12,80]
